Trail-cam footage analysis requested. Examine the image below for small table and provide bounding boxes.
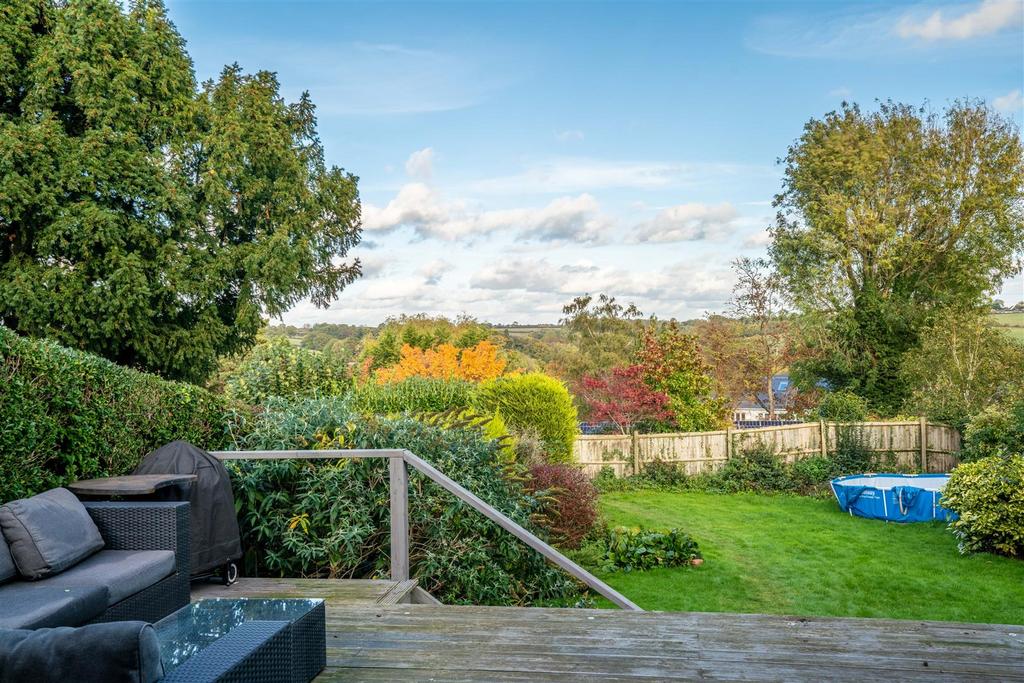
[153,598,326,683]
[67,474,197,498]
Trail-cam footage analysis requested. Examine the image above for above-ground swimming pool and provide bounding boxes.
[830,473,957,523]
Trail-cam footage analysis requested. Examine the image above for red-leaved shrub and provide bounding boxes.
[527,463,599,549]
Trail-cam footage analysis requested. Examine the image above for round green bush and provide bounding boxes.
[789,456,834,493]
[475,373,578,463]
[942,455,1024,558]
[718,443,793,493]
[814,391,869,422]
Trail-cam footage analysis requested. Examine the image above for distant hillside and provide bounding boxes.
[989,312,1024,343]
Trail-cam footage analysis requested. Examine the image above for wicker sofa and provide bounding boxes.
[0,496,191,629]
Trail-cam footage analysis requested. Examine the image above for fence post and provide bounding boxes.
[389,454,410,581]
[819,420,828,457]
[919,416,928,472]
[631,431,640,475]
[725,427,732,460]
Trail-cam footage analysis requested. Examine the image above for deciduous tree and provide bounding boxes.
[901,307,1024,430]
[638,324,729,431]
[559,294,643,380]
[770,101,1024,412]
[576,365,673,434]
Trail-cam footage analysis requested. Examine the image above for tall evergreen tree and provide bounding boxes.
[0,0,361,381]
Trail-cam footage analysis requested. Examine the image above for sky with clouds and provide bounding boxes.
[165,0,1024,325]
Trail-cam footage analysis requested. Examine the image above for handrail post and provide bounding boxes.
[389,454,410,581]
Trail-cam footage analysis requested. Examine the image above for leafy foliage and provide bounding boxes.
[813,391,869,422]
[0,326,244,501]
[559,294,644,380]
[375,341,508,383]
[526,464,599,549]
[960,395,1024,462]
[717,443,794,493]
[476,373,579,463]
[637,324,728,431]
[599,526,701,572]
[227,397,581,605]
[943,455,1024,558]
[360,316,498,374]
[771,101,1024,412]
[576,365,673,434]
[827,424,879,476]
[350,377,475,415]
[224,338,349,404]
[901,308,1024,431]
[0,0,361,382]
[788,456,835,495]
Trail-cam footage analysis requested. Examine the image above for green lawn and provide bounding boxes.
[589,492,1024,624]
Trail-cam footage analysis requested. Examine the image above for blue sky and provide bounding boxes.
[165,0,1024,325]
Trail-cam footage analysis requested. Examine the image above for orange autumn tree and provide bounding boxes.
[375,340,508,383]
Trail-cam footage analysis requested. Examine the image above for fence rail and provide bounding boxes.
[212,448,641,611]
[574,419,961,478]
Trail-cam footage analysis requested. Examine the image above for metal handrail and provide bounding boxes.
[212,448,642,611]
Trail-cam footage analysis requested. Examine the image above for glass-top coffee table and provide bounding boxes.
[153,598,326,683]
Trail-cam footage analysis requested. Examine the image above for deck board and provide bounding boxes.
[192,578,1024,681]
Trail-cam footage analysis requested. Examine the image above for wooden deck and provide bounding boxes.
[192,578,1024,682]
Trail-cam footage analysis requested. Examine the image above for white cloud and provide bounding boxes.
[418,259,453,285]
[362,182,451,234]
[898,0,1023,41]
[405,148,435,180]
[556,129,585,142]
[742,229,773,248]
[632,203,739,243]
[469,257,734,307]
[356,252,388,278]
[362,184,613,243]
[829,86,853,98]
[994,89,1024,113]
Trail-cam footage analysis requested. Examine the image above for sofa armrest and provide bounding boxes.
[84,501,190,578]
[0,621,164,683]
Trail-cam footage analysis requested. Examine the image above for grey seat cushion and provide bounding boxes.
[0,582,108,629]
[0,487,105,579]
[0,621,164,683]
[0,535,15,584]
[48,549,175,605]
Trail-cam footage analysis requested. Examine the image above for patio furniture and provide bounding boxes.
[0,620,164,683]
[153,598,326,683]
[0,488,191,628]
[67,474,197,499]
[134,441,243,584]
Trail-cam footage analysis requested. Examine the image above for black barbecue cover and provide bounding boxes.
[134,440,242,576]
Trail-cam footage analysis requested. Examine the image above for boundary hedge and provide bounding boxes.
[0,328,245,501]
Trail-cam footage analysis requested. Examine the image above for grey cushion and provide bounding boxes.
[0,487,105,579]
[0,535,15,584]
[0,621,164,683]
[48,549,175,605]
[0,582,108,629]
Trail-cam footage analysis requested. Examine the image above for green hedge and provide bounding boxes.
[350,377,475,415]
[0,327,244,501]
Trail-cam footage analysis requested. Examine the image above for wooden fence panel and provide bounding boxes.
[575,419,961,478]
